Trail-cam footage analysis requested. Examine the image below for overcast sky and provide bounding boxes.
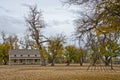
[0,0,79,37]
[0,0,91,46]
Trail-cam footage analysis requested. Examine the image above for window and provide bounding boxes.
[35,55,37,57]
[35,59,37,62]
[14,55,16,57]
[20,60,22,63]
[21,55,23,57]
[14,60,16,63]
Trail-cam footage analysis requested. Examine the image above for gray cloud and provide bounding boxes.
[50,20,70,26]
[0,6,11,13]
[0,15,26,34]
[0,0,75,40]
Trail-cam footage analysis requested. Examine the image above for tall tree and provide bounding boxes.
[64,45,78,66]
[64,45,87,66]
[0,44,10,65]
[26,5,48,66]
[1,32,19,49]
[48,34,65,66]
[78,48,88,66]
[41,46,48,65]
[64,0,120,69]
[20,34,37,49]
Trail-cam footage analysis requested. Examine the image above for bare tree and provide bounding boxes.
[20,34,37,49]
[1,31,7,44]
[1,32,19,49]
[26,5,48,66]
[63,0,120,70]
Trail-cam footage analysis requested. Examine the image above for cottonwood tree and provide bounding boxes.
[1,32,19,49]
[99,41,119,66]
[41,46,48,64]
[63,0,120,69]
[64,45,87,66]
[64,45,78,66]
[94,0,120,69]
[0,32,19,64]
[26,5,49,66]
[78,48,88,66]
[20,34,37,49]
[48,34,65,66]
[0,44,10,65]
[7,35,19,49]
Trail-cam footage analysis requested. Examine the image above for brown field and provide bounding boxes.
[0,64,120,80]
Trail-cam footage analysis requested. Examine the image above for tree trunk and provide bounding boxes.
[41,59,47,66]
[51,58,55,66]
[110,57,113,70]
[51,54,57,66]
[79,53,83,66]
[3,59,7,65]
[66,60,70,66]
[109,34,113,70]
[105,61,109,66]
[92,58,97,66]
[39,47,47,66]
[104,57,111,66]
[110,49,113,69]
[79,58,83,66]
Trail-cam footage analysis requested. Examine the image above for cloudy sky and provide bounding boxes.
[0,0,79,37]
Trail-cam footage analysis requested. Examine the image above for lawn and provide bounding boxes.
[0,64,120,80]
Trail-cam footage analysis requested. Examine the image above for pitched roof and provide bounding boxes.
[9,49,40,55]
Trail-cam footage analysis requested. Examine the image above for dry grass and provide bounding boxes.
[0,64,120,80]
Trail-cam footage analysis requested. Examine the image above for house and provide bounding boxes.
[9,49,41,65]
[114,54,120,64]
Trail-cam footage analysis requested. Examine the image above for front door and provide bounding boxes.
[26,59,30,64]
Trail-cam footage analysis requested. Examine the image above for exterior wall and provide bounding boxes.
[10,54,40,57]
[9,49,41,65]
[10,59,41,65]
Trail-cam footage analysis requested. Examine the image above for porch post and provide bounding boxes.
[25,59,27,64]
[18,59,19,65]
[9,55,11,65]
[33,59,34,64]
